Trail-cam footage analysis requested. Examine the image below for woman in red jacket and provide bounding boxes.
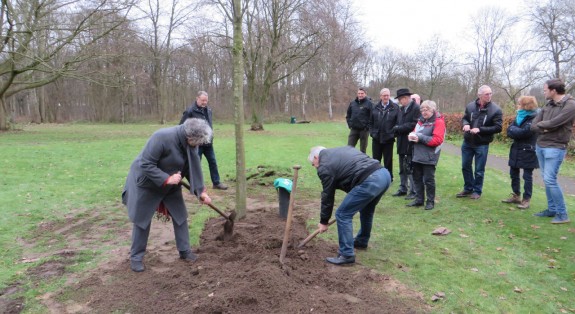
[406,100,446,210]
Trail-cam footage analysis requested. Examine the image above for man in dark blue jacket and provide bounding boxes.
[179,91,228,190]
[309,146,391,265]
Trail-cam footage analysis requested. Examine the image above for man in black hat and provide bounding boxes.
[346,88,373,153]
[391,88,420,202]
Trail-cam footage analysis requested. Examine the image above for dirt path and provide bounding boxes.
[441,142,575,197]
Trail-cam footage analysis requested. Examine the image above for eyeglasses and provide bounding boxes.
[420,108,431,112]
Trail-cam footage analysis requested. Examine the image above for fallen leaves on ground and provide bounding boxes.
[431,227,451,235]
[430,292,445,302]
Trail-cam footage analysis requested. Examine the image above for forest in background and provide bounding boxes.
[1,0,575,130]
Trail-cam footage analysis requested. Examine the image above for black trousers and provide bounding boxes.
[412,162,436,204]
[398,154,415,195]
[372,140,394,181]
[347,128,369,153]
[510,167,534,199]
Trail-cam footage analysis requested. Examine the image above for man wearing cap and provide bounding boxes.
[346,88,373,153]
[391,88,420,200]
[456,85,502,200]
[308,145,391,265]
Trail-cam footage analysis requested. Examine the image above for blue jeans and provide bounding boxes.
[536,145,566,215]
[197,144,221,185]
[461,142,489,195]
[335,168,391,257]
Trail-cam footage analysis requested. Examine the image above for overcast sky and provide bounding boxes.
[353,0,527,53]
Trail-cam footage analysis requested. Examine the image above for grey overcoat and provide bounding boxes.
[122,125,205,229]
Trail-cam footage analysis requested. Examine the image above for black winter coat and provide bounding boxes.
[346,97,372,130]
[462,100,503,146]
[395,101,420,155]
[316,146,382,224]
[369,101,400,144]
[179,102,214,145]
[507,113,539,169]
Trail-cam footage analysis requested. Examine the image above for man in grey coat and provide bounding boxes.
[122,118,213,272]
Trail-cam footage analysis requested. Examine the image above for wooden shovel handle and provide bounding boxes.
[279,165,301,264]
[180,180,229,220]
[297,219,336,248]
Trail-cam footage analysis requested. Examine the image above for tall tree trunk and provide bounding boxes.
[0,97,8,130]
[232,0,246,219]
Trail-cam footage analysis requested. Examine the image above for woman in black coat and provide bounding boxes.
[501,96,539,208]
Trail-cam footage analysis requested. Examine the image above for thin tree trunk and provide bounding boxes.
[232,0,246,219]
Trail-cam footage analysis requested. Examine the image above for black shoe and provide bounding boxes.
[425,203,434,210]
[404,194,416,200]
[179,250,198,262]
[406,201,424,207]
[326,255,355,265]
[392,191,407,197]
[353,242,368,250]
[213,183,228,190]
[130,260,145,272]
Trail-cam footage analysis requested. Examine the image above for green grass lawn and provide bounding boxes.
[1,122,574,313]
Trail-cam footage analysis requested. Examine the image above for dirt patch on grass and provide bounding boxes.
[42,201,428,313]
[7,184,429,313]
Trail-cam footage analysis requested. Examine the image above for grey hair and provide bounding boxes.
[379,88,390,96]
[477,85,491,95]
[197,91,208,98]
[420,100,437,111]
[183,118,213,146]
[308,146,326,164]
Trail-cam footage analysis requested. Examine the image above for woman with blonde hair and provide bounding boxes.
[501,96,539,208]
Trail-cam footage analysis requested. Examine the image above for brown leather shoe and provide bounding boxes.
[456,190,473,198]
[470,193,481,200]
[501,193,521,204]
[517,199,530,209]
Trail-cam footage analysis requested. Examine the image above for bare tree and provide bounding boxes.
[242,0,323,130]
[0,0,133,130]
[416,35,456,101]
[527,0,575,84]
[304,0,364,120]
[465,6,518,91]
[135,0,201,124]
[210,0,248,218]
[495,39,546,107]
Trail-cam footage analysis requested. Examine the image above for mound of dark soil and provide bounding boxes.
[53,205,427,313]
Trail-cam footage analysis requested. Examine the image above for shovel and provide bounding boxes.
[297,219,336,248]
[181,180,235,240]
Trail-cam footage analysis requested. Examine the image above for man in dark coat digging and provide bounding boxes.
[308,146,391,265]
[122,118,213,272]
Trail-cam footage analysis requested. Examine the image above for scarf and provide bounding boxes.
[515,109,535,125]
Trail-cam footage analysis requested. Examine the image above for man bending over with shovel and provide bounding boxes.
[308,146,391,265]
